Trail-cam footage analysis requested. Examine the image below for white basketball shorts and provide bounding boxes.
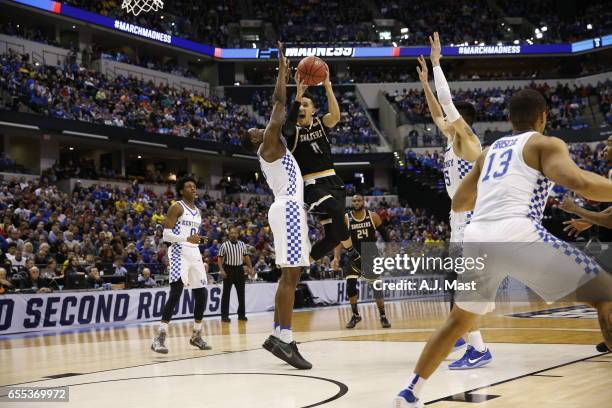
[169,244,207,288]
[456,217,602,315]
[268,199,311,268]
[449,210,472,243]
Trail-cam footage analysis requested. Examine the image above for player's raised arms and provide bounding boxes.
[429,32,481,162]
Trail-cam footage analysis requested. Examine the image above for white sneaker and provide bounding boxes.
[151,330,168,354]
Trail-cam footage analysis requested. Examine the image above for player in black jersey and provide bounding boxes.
[334,195,391,329]
[283,70,361,274]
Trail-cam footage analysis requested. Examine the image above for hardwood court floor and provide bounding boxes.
[0,300,609,407]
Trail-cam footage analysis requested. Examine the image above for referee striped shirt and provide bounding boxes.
[219,240,249,266]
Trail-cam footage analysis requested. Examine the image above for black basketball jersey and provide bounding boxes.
[347,210,377,251]
[288,117,334,177]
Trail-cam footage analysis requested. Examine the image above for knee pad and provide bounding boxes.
[347,278,359,298]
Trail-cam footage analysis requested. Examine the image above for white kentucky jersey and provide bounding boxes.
[443,138,481,199]
[171,200,202,247]
[257,145,304,202]
[470,131,554,224]
[444,137,481,239]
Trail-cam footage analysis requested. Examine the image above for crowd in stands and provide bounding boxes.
[251,87,379,153]
[99,49,198,80]
[495,0,611,43]
[387,81,604,130]
[403,141,609,189]
[7,0,604,48]
[598,81,612,126]
[378,0,502,46]
[63,0,241,47]
[0,50,255,145]
[254,0,374,45]
[0,175,449,294]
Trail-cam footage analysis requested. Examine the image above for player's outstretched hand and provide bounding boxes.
[563,219,593,236]
[559,196,579,214]
[416,55,428,83]
[187,234,202,244]
[323,64,331,88]
[277,41,290,79]
[429,31,442,65]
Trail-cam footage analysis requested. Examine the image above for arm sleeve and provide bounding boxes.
[163,228,186,244]
[376,225,389,242]
[282,101,301,138]
[432,66,461,122]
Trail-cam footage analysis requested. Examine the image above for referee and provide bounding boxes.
[218,227,253,322]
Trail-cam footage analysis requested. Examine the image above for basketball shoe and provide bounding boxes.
[151,330,168,354]
[346,314,362,329]
[190,330,212,350]
[263,335,312,369]
[449,345,492,370]
[452,336,466,352]
[393,389,424,408]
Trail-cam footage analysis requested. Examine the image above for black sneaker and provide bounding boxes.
[346,314,362,329]
[190,330,212,350]
[290,341,312,369]
[347,247,362,276]
[221,317,231,323]
[238,316,248,321]
[263,334,279,353]
[596,341,610,353]
[267,339,312,369]
[380,315,391,328]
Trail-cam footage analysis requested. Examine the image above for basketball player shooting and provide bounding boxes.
[393,89,612,407]
[282,62,362,275]
[241,43,312,370]
[151,176,212,354]
[415,32,492,370]
[333,194,391,329]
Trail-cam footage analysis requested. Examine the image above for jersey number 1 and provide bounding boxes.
[310,141,323,154]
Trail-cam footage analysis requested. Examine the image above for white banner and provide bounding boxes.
[304,276,445,305]
[0,283,278,335]
[1,278,502,335]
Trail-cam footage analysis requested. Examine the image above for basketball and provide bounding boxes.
[297,56,328,85]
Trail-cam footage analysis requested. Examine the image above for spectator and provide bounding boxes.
[86,266,105,289]
[112,257,128,276]
[63,255,86,289]
[138,267,157,288]
[0,267,15,294]
[20,266,51,293]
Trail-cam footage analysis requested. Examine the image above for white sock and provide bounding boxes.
[272,324,281,338]
[279,328,293,344]
[468,331,486,352]
[404,373,426,398]
[159,322,168,333]
[193,321,202,331]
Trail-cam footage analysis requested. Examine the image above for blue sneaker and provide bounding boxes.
[449,345,493,370]
[452,336,466,353]
[393,389,424,408]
